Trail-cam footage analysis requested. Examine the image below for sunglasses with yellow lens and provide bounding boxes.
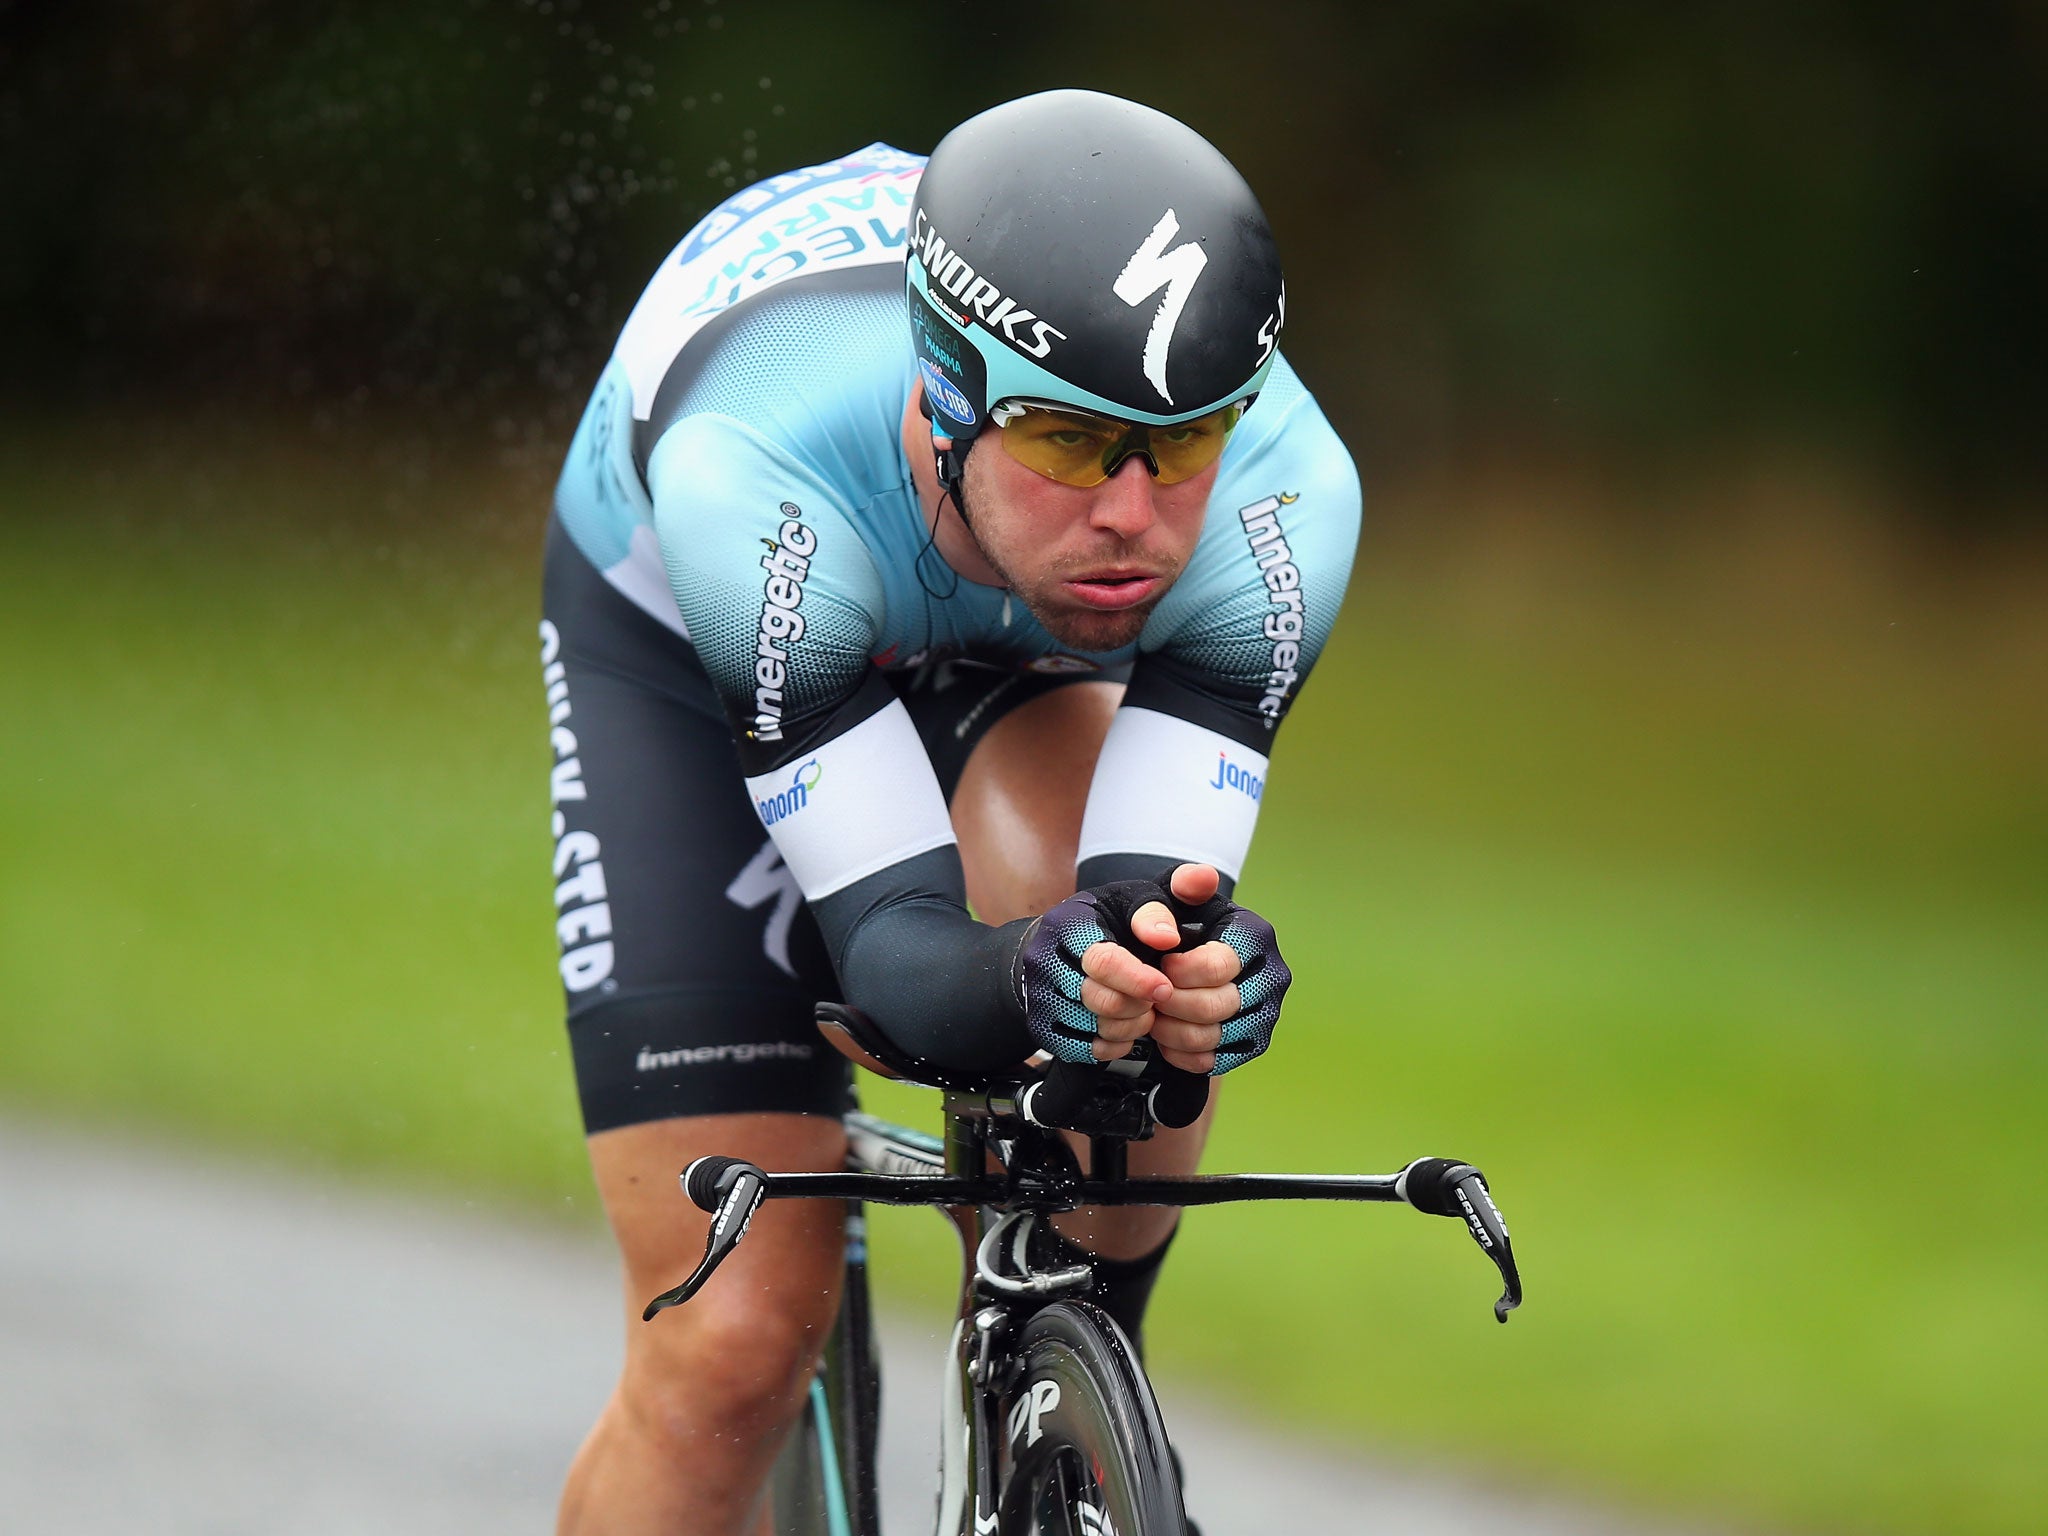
[993,401,1244,488]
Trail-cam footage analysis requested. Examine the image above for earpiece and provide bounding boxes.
[915,383,972,522]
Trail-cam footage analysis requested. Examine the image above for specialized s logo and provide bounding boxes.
[725,837,803,978]
[1255,281,1287,368]
[1114,208,1208,405]
[751,505,816,742]
[1239,492,1305,728]
[755,757,821,827]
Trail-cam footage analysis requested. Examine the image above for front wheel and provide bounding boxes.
[997,1301,1186,1536]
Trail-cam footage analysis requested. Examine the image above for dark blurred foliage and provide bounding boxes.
[2,0,2043,522]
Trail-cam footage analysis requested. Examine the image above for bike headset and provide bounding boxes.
[904,90,1287,525]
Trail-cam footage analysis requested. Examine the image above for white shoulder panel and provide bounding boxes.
[615,144,925,420]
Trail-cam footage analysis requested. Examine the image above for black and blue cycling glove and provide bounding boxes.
[1015,873,1291,1075]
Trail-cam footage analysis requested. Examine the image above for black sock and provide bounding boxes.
[1031,1223,1179,1358]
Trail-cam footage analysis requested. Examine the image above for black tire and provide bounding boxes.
[997,1301,1187,1536]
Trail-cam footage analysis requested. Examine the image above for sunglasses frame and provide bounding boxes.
[988,398,1246,488]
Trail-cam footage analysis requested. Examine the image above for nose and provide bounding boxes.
[1087,454,1159,540]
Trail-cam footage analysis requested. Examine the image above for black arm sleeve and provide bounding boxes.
[808,847,1037,1074]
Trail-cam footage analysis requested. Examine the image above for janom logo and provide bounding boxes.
[1209,751,1264,802]
[757,757,822,826]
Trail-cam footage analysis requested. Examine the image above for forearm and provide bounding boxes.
[809,848,1036,1074]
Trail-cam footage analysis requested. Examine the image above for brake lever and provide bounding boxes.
[642,1156,768,1320]
[1452,1171,1521,1323]
[1397,1157,1523,1323]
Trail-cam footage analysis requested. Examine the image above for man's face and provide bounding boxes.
[958,430,1219,653]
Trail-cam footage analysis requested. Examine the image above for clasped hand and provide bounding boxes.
[1079,863,1239,1075]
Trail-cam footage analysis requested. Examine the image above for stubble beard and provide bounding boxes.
[961,515,1174,652]
[955,458,1181,653]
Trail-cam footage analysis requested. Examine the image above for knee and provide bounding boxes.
[620,1284,838,1448]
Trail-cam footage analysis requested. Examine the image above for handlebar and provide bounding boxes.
[647,1140,1524,1326]
[1019,1050,1209,1134]
[813,999,1209,1135]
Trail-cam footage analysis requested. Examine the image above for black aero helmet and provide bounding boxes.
[907,90,1285,468]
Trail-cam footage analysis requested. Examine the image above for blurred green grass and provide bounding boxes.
[4,438,2043,1534]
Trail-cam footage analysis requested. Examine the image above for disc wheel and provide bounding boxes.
[997,1301,1186,1536]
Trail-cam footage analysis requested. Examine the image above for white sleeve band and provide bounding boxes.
[743,699,957,901]
[1076,707,1270,882]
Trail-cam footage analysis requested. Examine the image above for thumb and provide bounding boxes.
[1169,862,1221,906]
[1129,899,1180,952]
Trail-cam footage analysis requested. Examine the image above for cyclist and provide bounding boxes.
[540,89,1360,1534]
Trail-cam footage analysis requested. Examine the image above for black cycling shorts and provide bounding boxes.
[540,518,1121,1133]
